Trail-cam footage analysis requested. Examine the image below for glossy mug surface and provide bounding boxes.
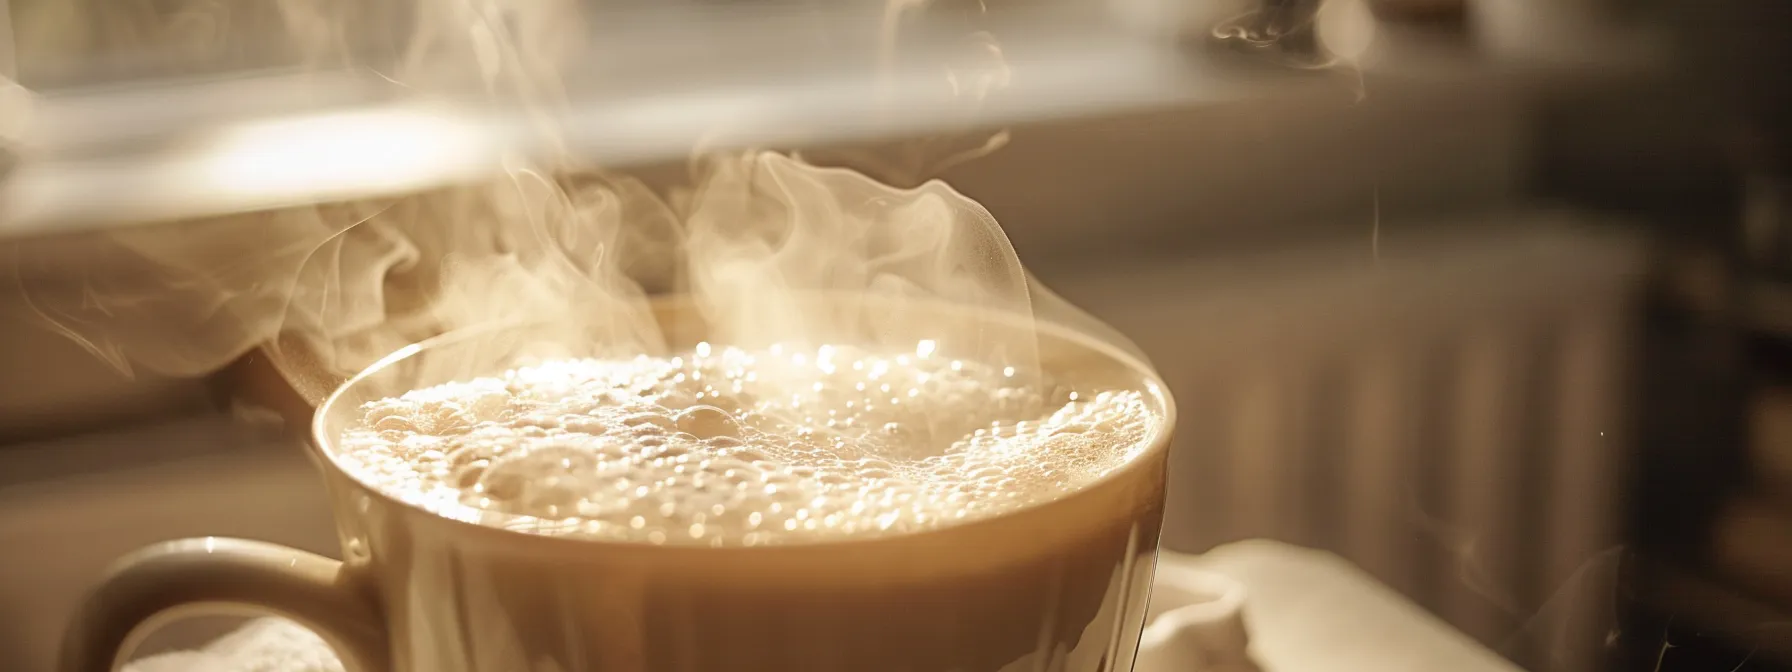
[61,297,1174,672]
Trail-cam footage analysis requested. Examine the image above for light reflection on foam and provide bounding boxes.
[336,341,1159,546]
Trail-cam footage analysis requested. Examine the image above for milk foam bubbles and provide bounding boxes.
[335,342,1160,545]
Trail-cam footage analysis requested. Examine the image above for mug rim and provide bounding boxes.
[309,294,1177,552]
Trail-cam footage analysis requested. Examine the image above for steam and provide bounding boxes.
[9,0,1099,406]
[680,151,1034,372]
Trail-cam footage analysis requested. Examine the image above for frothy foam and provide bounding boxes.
[336,342,1159,546]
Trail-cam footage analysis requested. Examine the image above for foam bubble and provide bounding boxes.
[336,342,1159,545]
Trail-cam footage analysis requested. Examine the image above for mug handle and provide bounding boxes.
[60,537,390,672]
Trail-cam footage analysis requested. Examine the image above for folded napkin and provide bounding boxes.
[125,618,343,672]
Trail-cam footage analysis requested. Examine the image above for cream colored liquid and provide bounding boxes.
[337,342,1158,546]
[331,340,1168,672]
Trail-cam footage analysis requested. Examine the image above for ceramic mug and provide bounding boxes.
[60,297,1175,672]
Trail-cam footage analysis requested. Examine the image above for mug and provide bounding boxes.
[61,296,1175,672]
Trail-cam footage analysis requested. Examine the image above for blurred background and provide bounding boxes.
[1,0,1790,671]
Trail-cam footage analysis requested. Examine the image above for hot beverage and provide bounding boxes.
[335,342,1159,547]
[323,332,1170,672]
[64,301,1172,672]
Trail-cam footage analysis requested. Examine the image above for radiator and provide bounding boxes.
[1055,215,1644,671]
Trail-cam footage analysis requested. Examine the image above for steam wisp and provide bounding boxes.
[10,0,1131,405]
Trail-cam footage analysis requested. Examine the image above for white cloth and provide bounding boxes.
[1172,540,1523,672]
[125,618,343,672]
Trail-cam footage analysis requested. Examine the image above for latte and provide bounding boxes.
[315,325,1169,672]
[337,342,1158,547]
